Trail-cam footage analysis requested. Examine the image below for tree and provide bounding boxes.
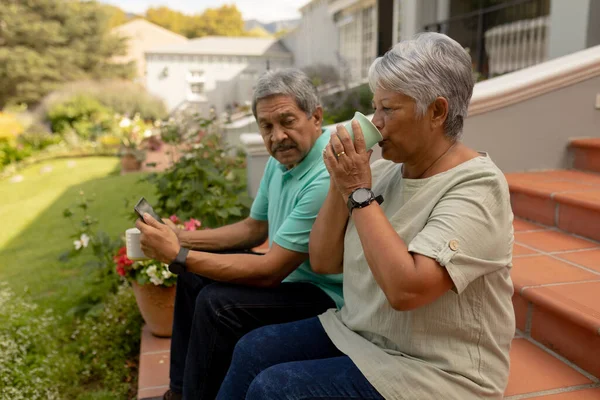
[0,0,134,108]
[101,4,129,28]
[146,6,190,36]
[145,4,247,38]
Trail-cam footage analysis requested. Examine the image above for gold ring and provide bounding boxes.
[336,151,346,157]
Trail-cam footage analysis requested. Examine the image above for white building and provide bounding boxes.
[287,0,600,82]
[145,36,293,115]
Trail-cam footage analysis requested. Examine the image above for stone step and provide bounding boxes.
[507,170,600,242]
[512,219,600,381]
[570,138,600,174]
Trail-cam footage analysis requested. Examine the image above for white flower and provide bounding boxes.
[143,129,153,138]
[162,269,173,279]
[73,234,90,250]
[225,171,235,181]
[119,118,131,128]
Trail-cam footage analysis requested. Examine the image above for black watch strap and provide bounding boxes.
[347,188,384,215]
[169,247,189,274]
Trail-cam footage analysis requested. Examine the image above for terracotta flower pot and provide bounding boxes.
[121,153,142,172]
[131,281,176,337]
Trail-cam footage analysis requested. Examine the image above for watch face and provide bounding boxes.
[352,188,372,203]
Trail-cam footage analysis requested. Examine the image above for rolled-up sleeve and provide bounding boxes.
[407,177,513,294]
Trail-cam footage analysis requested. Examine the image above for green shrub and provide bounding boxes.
[0,141,32,168]
[322,83,373,125]
[145,133,252,227]
[18,124,62,151]
[47,95,116,140]
[38,80,168,122]
[64,285,143,400]
[0,284,61,399]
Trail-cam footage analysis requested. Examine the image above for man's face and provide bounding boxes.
[256,95,323,169]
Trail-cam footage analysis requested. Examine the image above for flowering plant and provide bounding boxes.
[116,113,154,162]
[113,247,177,287]
[113,215,202,287]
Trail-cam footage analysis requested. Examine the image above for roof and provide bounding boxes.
[112,19,188,42]
[147,36,291,57]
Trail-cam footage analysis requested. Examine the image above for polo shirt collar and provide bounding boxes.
[278,129,329,180]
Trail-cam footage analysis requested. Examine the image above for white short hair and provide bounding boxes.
[368,32,474,139]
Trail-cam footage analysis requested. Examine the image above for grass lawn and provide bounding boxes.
[0,156,156,314]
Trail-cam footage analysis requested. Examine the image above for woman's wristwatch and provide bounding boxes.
[347,188,384,215]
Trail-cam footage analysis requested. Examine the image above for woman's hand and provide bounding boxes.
[323,120,373,201]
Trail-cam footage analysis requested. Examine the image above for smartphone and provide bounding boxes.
[134,197,165,224]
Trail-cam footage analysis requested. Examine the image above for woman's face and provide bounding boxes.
[371,88,439,164]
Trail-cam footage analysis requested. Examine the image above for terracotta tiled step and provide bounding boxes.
[512,219,600,379]
[137,329,600,399]
[570,138,600,174]
[507,170,600,241]
[505,338,600,399]
[138,325,170,399]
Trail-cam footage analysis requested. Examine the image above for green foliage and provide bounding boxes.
[47,95,116,140]
[145,134,252,227]
[18,125,62,151]
[0,282,143,400]
[101,4,129,28]
[0,284,61,399]
[0,141,33,168]
[60,191,124,315]
[0,0,135,108]
[322,83,373,125]
[38,80,168,122]
[64,285,143,400]
[146,4,248,38]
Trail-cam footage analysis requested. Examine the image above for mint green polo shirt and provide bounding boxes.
[250,132,344,308]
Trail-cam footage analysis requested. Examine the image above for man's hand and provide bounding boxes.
[136,213,180,264]
[163,218,180,238]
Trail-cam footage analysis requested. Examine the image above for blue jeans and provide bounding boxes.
[169,271,336,400]
[216,317,385,400]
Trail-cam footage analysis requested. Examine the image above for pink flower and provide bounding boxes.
[184,218,201,231]
[116,265,126,277]
[169,215,180,224]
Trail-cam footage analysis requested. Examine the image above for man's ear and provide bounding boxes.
[311,106,324,130]
[430,97,449,129]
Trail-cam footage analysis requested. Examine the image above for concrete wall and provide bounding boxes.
[547,0,592,59]
[146,55,292,114]
[462,75,600,172]
[587,0,600,49]
[283,0,339,69]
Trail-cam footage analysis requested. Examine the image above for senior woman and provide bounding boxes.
[215,32,515,400]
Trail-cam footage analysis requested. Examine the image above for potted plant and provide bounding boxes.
[113,215,202,337]
[117,114,153,172]
[114,249,177,337]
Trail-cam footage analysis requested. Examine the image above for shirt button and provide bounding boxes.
[449,240,459,251]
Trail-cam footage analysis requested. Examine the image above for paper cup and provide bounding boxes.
[343,111,383,150]
[126,228,150,261]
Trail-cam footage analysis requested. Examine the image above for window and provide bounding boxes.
[189,70,204,78]
[190,83,204,95]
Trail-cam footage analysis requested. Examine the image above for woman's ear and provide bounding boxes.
[430,97,449,129]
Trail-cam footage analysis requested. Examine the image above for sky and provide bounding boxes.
[99,0,310,23]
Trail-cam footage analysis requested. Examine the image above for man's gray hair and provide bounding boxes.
[368,32,474,139]
[252,68,320,117]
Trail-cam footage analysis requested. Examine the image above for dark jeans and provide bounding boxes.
[216,317,385,400]
[169,270,336,400]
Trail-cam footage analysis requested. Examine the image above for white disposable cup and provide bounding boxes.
[126,228,150,261]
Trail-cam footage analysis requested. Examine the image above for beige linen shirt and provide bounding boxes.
[320,155,515,400]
